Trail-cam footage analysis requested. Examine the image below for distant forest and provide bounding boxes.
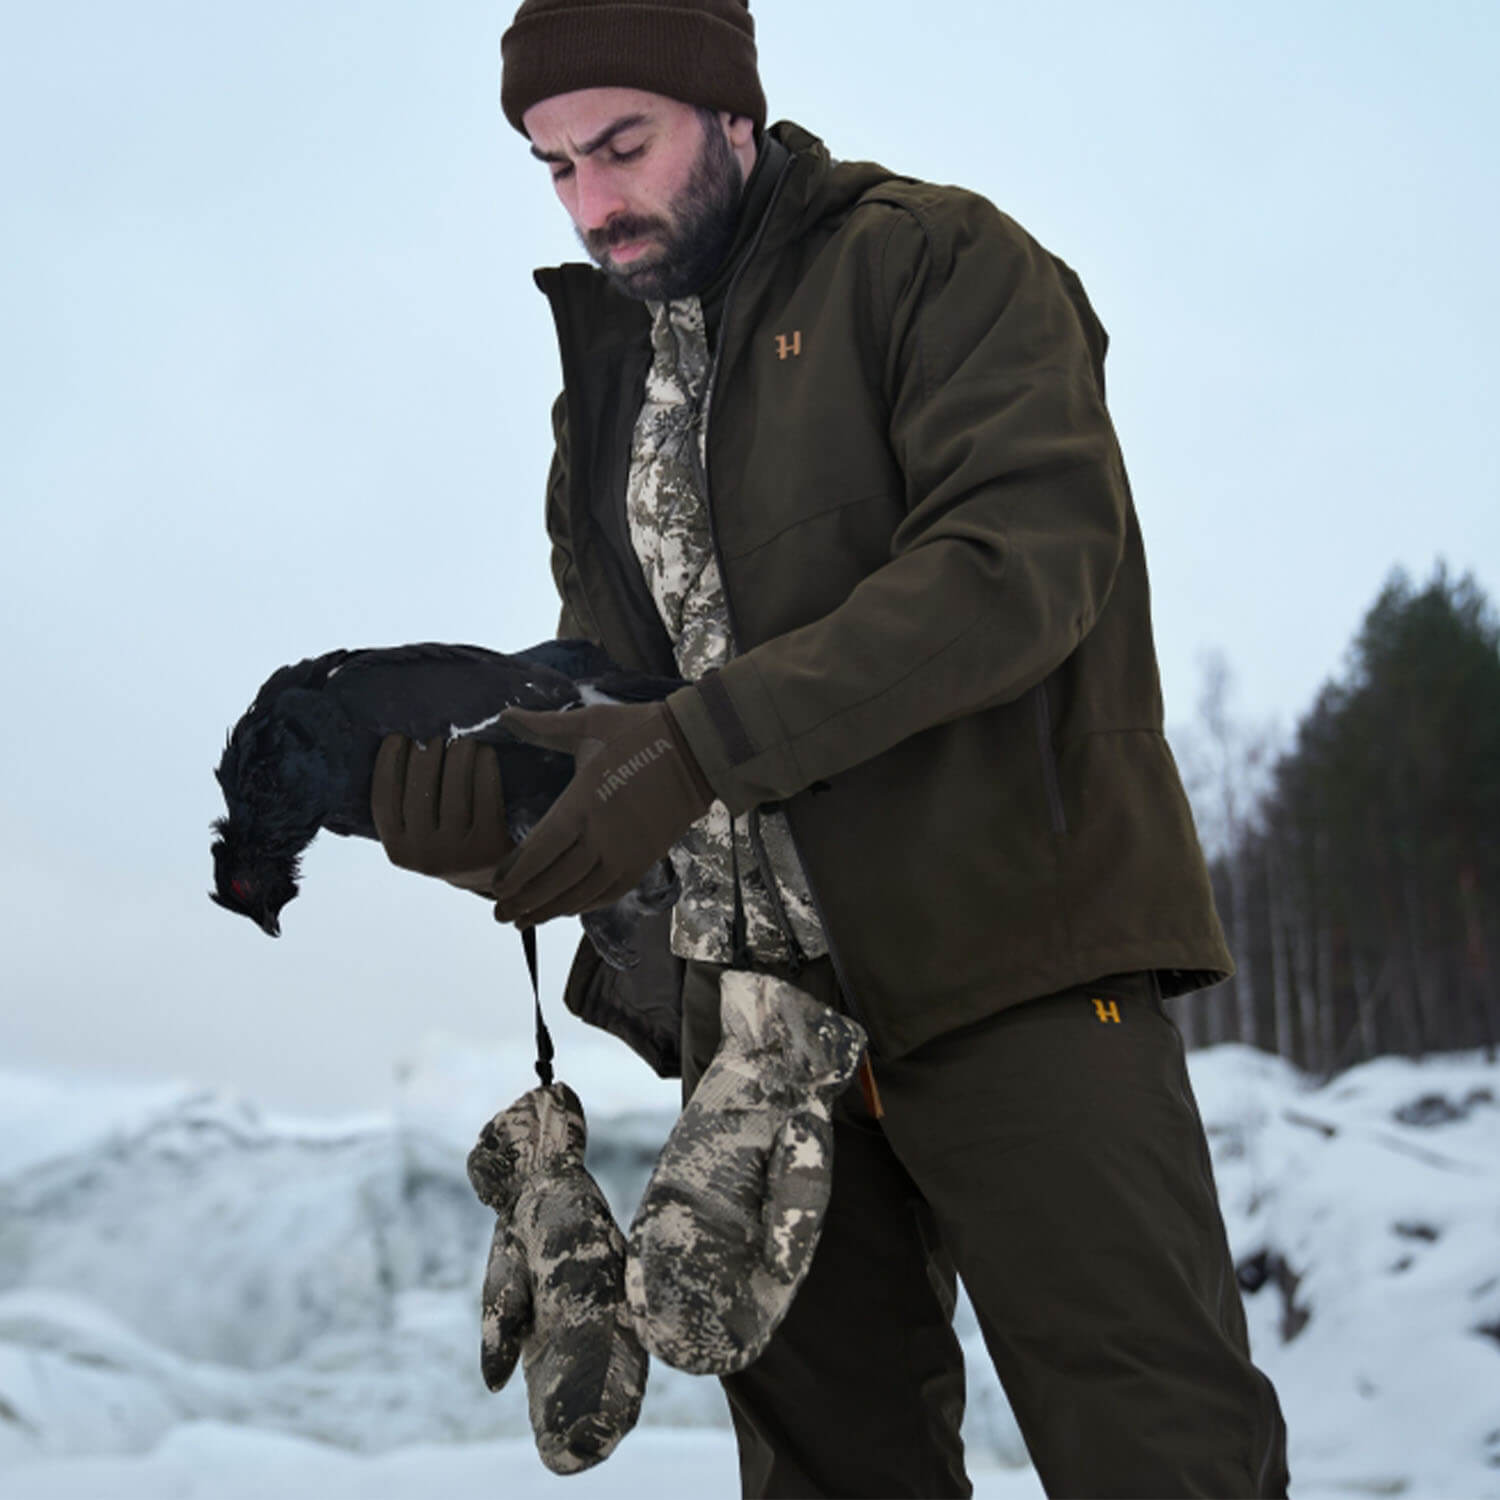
[1168,566,1500,1073]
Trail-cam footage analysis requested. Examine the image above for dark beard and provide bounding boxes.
[581,116,744,302]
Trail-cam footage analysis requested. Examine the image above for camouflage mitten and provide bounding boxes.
[466,1083,648,1474]
[625,970,866,1375]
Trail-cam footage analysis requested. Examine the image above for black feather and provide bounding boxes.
[210,641,685,962]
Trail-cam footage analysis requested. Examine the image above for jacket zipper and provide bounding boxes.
[746,810,808,977]
[1034,680,1068,836]
[699,157,873,1043]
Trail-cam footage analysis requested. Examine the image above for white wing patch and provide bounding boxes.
[447,711,507,741]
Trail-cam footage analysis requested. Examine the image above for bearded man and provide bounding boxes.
[374,2,1289,1494]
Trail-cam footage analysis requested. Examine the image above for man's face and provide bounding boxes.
[524,88,750,302]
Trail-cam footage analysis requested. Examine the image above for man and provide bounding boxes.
[375,1,1289,1494]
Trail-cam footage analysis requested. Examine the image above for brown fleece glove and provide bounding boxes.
[492,701,714,927]
[371,734,513,895]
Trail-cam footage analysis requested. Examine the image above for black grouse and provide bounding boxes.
[211,640,685,968]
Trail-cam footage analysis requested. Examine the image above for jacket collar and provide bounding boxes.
[696,130,790,338]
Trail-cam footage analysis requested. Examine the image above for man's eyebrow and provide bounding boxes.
[529,113,650,165]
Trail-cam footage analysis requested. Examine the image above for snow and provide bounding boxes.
[1,1043,1496,1497]
[0,1425,742,1500]
[1197,1046,1500,1498]
[447,710,509,740]
[0,1068,196,1180]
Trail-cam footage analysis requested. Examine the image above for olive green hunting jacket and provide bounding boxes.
[536,121,1231,1061]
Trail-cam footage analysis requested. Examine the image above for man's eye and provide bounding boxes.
[610,146,645,164]
[550,163,574,182]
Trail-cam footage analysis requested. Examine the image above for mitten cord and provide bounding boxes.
[522,924,556,1088]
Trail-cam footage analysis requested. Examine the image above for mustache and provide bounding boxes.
[584,214,670,258]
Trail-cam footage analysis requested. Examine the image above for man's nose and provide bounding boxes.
[571,158,626,232]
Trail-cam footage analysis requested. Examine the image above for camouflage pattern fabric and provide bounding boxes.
[625,970,866,1374]
[466,1083,648,1474]
[625,298,827,967]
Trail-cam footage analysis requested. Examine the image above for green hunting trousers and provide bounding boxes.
[681,959,1289,1499]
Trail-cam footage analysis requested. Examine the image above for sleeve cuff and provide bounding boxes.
[665,661,810,816]
[665,683,750,815]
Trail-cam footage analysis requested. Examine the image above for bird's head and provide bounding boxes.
[209,820,300,937]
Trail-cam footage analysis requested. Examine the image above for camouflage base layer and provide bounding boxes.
[466,1083,648,1474]
[625,970,867,1374]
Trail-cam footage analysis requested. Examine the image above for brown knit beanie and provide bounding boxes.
[501,0,766,136]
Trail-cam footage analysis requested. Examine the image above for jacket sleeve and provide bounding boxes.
[667,197,1130,815]
[543,391,595,643]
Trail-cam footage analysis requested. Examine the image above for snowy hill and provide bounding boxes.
[1196,1046,1500,1497]
[0,1043,1496,1498]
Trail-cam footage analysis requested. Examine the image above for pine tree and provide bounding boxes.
[1179,565,1500,1067]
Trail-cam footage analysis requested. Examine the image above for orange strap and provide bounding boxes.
[858,1052,885,1120]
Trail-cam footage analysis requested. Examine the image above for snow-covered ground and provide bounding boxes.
[0,1037,1495,1498]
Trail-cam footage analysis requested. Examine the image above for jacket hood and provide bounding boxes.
[754,121,906,259]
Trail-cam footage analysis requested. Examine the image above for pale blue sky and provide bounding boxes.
[2,1,1496,1112]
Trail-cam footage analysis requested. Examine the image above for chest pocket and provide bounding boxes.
[707,312,904,640]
